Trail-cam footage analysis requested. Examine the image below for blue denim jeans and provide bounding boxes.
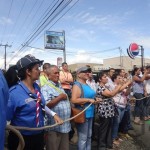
[112,107,125,140]
[76,118,93,150]
[119,104,132,133]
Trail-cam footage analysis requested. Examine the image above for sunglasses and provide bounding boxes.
[80,70,92,73]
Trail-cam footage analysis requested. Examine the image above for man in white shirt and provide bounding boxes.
[106,68,115,91]
[86,67,97,92]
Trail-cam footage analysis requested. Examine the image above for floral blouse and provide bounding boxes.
[96,85,115,118]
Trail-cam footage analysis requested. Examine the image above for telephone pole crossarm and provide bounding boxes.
[0,44,12,70]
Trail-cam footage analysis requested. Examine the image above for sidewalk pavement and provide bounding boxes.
[69,126,144,150]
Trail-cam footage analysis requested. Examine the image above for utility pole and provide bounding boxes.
[0,44,12,70]
[119,47,122,68]
[63,30,66,62]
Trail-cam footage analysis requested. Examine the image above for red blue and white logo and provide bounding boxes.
[127,43,139,59]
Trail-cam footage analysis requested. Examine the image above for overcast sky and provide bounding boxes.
[0,0,150,69]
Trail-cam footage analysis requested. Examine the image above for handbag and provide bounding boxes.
[71,82,85,123]
[71,107,85,123]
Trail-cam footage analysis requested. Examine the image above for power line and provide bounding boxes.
[19,0,46,41]
[22,0,58,43]
[18,0,77,58]
[21,0,61,47]
[8,0,78,63]
[10,0,61,57]
[13,0,39,43]
[31,0,79,46]
[1,0,14,43]
[7,0,27,43]
[12,0,70,57]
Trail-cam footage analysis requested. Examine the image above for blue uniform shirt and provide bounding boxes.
[7,81,45,135]
[0,70,9,150]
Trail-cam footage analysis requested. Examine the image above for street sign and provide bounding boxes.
[44,31,65,50]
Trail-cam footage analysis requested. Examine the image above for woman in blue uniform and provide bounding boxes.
[6,54,62,150]
[0,69,9,150]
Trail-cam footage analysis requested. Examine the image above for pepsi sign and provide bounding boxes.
[127,43,139,59]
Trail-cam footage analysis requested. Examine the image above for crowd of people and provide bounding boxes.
[1,54,150,150]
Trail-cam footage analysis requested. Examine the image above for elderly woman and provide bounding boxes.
[6,55,62,150]
[71,66,100,150]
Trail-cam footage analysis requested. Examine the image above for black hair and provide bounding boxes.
[62,62,67,66]
[118,69,124,75]
[132,67,140,76]
[97,71,106,80]
[5,63,38,88]
[18,63,38,80]
[5,65,18,88]
[109,68,115,72]
[111,73,120,82]
[43,63,50,70]
[146,65,150,69]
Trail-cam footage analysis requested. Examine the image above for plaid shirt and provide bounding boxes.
[41,80,71,133]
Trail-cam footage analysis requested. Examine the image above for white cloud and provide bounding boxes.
[74,12,124,27]
[67,28,96,42]
[67,50,103,64]
[0,17,13,25]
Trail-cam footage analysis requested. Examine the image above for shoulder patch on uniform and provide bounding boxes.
[9,86,16,92]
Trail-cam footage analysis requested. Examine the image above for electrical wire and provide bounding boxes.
[13,0,40,43]
[19,0,46,41]
[10,0,63,57]
[22,0,59,44]
[8,0,74,62]
[7,0,27,43]
[0,0,14,43]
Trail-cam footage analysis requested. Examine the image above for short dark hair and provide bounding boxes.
[132,67,140,76]
[62,62,67,66]
[5,65,18,88]
[111,73,120,82]
[146,66,150,69]
[109,68,115,72]
[97,71,106,80]
[43,63,50,70]
[118,69,125,74]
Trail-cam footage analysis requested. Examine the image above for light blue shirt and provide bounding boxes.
[41,80,71,133]
[75,82,96,118]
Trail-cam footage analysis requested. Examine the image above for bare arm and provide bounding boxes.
[46,93,67,108]
[119,80,132,92]
[133,72,147,82]
[59,72,73,84]
[71,84,95,105]
[102,85,121,97]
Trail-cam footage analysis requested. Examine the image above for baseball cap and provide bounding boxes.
[76,66,92,73]
[16,54,44,71]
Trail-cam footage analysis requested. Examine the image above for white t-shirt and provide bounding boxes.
[105,77,115,91]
